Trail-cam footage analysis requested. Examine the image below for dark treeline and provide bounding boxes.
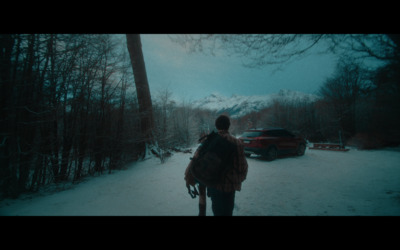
[231,58,400,149]
[0,34,147,198]
[0,34,215,199]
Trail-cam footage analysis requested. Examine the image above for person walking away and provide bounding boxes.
[185,115,248,216]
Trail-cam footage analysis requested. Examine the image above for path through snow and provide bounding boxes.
[1,147,400,216]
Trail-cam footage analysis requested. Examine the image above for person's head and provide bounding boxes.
[215,115,230,131]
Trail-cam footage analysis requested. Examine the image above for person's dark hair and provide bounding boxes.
[215,115,230,130]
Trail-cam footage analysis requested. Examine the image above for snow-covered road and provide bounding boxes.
[1,146,400,216]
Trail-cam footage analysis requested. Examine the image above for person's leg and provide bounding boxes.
[198,184,206,216]
[207,187,235,216]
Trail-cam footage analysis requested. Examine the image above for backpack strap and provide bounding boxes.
[198,134,208,143]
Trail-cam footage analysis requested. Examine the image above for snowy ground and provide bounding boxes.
[1,146,400,216]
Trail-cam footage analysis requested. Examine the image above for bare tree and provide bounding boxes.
[170,101,198,148]
[327,34,400,63]
[170,34,399,70]
[0,34,146,197]
[152,88,175,162]
[126,34,154,157]
[318,59,368,139]
[170,34,325,68]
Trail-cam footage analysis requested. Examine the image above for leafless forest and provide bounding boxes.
[1,34,399,198]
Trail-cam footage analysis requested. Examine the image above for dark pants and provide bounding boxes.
[207,187,235,216]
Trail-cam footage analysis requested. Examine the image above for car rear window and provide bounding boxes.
[241,131,264,137]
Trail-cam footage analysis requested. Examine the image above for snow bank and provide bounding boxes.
[1,147,399,216]
[235,148,400,215]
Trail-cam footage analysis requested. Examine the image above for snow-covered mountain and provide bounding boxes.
[191,89,320,118]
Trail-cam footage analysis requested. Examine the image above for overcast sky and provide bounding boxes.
[140,34,340,102]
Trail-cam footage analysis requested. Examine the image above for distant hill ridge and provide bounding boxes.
[191,89,320,118]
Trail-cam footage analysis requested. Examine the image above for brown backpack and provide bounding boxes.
[189,131,236,188]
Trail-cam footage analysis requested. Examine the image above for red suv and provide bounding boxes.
[239,128,307,161]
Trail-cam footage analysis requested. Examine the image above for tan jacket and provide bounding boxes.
[185,130,248,192]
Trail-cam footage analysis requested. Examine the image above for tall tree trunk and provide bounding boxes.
[17,34,37,194]
[126,34,154,155]
[0,34,18,197]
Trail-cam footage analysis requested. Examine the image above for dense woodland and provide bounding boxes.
[233,57,400,148]
[0,34,399,199]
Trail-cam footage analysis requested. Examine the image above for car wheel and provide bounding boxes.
[297,144,306,156]
[245,153,251,157]
[265,146,277,161]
